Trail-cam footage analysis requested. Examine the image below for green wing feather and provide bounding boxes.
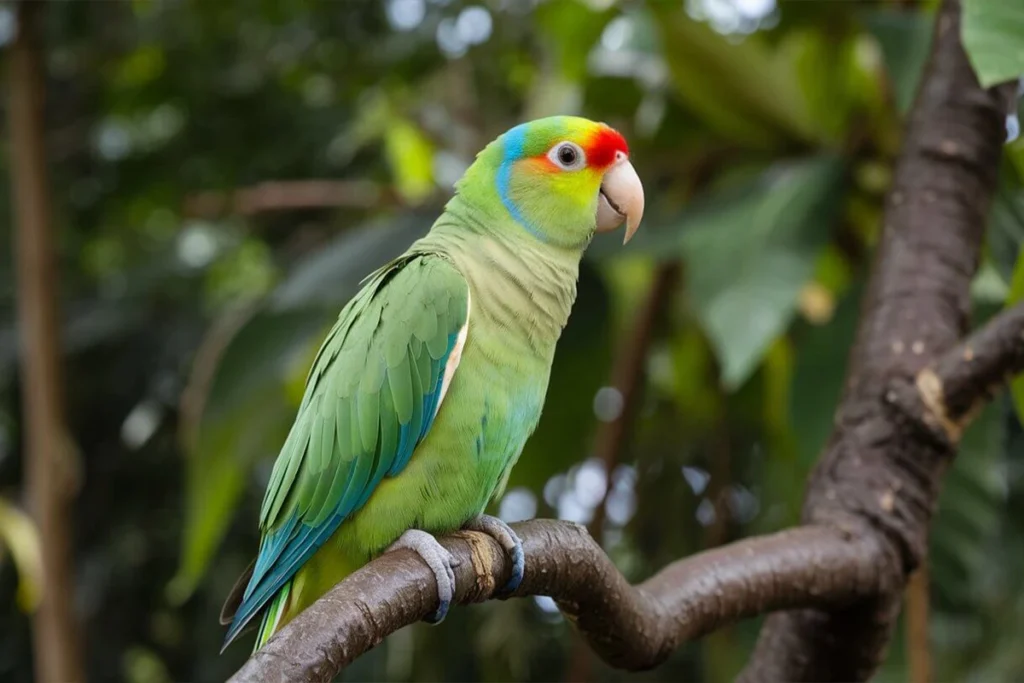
[222,253,469,646]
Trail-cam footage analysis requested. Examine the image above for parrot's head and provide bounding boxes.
[457,116,645,249]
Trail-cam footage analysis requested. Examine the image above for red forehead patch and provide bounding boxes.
[585,125,629,168]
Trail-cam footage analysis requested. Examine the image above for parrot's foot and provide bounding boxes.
[387,529,460,624]
[463,515,524,595]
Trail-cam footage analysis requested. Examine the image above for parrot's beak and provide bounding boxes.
[596,154,644,244]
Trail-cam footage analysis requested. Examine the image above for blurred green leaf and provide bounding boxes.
[962,0,1024,87]
[169,308,326,603]
[788,283,861,468]
[987,158,1024,282]
[753,283,863,532]
[384,117,436,204]
[123,646,174,683]
[526,0,613,118]
[632,156,845,389]
[267,214,431,311]
[1005,247,1024,430]
[786,28,859,140]
[113,45,167,90]
[646,4,824,147]
[971,258,1010,305]
[863,9,935,114]
[535,0,613,83]
[0,497,43,613]
[932,403,1006,610]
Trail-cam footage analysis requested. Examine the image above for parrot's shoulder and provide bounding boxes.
[302,250,469,396]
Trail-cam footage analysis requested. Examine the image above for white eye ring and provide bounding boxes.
[547,141,586,171]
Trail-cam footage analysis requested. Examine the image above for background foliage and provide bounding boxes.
[0,0,1023,681]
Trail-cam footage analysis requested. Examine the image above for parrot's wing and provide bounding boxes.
[223,253,470,644]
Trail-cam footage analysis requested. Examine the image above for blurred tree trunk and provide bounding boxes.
[8,2,84,681]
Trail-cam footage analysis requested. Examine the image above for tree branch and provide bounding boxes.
[743,0,1018,678]
[182,180,402,218]
[8,2,84,680]
[890,303,1024,443]
[228,519,895,683]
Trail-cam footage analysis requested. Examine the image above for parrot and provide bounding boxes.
[219,115,645,653]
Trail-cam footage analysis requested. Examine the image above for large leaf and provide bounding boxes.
[534,0,613,83]
[170,214,432,600]
[1005,248,1024,429]
[624,156,845,389]
[641,4,824,148]
[987,157,1024,283]
[523,0,615,118]
[168,308,329,603]
[962,0,1024,88]
[789,283,863,467]
[863,9,935,114]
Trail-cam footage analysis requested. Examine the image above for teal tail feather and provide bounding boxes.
[252,581,291,652]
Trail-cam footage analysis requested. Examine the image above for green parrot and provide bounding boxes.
[220,115,645,652]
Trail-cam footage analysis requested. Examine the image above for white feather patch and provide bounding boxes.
[436,290,470,418]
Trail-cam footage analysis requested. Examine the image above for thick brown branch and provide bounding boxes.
[744,0,1018,679]
[228,519,894,683]
[182,180,402,218]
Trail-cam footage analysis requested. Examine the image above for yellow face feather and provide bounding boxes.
[496,117,631,247]
[449,115,643,249]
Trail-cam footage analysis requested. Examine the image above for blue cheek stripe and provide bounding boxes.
[497,124,547,243]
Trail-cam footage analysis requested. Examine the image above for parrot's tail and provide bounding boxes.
[221,540,361,653]
[254,581,292,653]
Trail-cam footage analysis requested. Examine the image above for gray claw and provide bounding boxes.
[463,514,525,595]
[387,529,459,624]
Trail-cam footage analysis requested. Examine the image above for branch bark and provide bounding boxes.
[224,0,1021,679]
[229,520,894,683]
[742,0,1017,678]
[8,3,84,681]
[890,302,1024,443]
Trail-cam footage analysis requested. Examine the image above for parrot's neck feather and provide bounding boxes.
[415,192,581,353]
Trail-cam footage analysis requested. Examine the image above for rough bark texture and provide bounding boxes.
[8,2,85,681]
[741,1,1016,679]
[229,521,893,683]
[226,0,1022,680]
[890,302,1024,442]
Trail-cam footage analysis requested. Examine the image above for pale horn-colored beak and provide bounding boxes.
[595,154,644,244]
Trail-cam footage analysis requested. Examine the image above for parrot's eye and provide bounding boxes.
[548,141,586,171]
